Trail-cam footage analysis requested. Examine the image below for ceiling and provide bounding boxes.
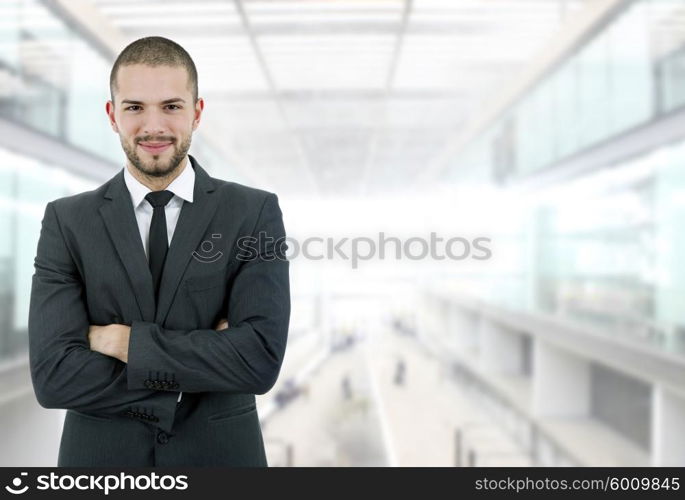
[88,0,589,197]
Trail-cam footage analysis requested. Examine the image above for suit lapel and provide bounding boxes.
[154,155,221,325]
[98,170,156,322]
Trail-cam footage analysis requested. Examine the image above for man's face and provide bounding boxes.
[106,64,203,178]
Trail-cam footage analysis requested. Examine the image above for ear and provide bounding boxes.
[106,100,119,133]
[192,97,204,131]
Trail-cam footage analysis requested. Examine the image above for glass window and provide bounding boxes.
[607,0,654,132]
[576,31,610,149]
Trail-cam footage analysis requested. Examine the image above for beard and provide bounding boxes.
[121,134,192,179]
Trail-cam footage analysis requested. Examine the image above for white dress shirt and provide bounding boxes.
[124,158,195,404]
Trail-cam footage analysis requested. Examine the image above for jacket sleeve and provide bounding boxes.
[28,201,178,432]
[126,192,290,395]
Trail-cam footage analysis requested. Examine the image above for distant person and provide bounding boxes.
[342,374,353,400]
[394,358,406,386]
[28,36,290,466]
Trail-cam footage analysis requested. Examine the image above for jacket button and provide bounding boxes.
[157,431,169,444]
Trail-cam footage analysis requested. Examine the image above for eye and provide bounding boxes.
[165,104,181,110]
[125,105,141,111]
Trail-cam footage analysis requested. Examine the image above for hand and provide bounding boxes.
[88,324,131,363]
[214,317,229,331]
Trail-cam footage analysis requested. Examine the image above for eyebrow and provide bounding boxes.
[121,98,186,105]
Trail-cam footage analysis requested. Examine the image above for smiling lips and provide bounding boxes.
[139,142,172,153]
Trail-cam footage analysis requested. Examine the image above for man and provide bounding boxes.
[28,36,290,466]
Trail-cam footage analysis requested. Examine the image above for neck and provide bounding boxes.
[127,156,188,191]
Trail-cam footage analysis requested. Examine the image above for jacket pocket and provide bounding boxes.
[207,403,257,424]
[184,273,226,293]
[70,410,112,422]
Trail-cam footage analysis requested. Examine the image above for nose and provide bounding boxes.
[141,108,169,137]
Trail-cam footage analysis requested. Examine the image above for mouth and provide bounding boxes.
[138,142,172,154]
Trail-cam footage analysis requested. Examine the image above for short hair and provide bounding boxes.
[109,36,198,104]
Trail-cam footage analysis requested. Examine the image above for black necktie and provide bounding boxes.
[145,190,175,302]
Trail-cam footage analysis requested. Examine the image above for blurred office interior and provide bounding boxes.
[1,0,684,466]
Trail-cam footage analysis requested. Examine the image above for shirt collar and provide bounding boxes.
[123,157,195,208]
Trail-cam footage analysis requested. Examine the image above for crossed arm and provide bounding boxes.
[87,318,229,364]
[29,193,289,428]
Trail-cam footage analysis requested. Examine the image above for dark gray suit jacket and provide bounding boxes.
[28,154,290,466]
